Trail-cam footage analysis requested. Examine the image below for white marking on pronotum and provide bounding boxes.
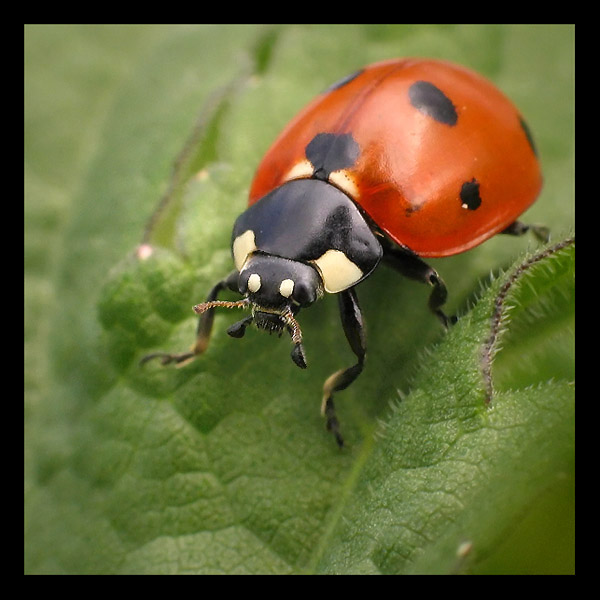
[232,230,257,272]
[279,278,295,298]
[248,273,262,293]
[312,249,363,293]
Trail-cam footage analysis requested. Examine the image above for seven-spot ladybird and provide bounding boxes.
[142,58,548,447]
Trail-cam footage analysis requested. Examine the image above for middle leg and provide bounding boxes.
[382,245,456,328]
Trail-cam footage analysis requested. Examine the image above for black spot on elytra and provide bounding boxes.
[519,116,538,157]
[305,133,360,180]
[409,80,458,126]
[460,178,482,210]
[325,69,363,92]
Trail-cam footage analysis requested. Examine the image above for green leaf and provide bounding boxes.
[314,240,575,574]
[26,25,574,574]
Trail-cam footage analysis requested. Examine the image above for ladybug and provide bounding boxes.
[143,58,547,447]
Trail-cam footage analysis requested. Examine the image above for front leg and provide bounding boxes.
[321,287,366,447]
[140,270,239,367]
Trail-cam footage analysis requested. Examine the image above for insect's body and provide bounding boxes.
[143,58,546,446]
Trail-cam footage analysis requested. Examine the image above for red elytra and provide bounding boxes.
[249,58,542,258]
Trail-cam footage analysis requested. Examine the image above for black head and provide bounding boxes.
[237,253,322,353]
[239,253,322,312]
[193,253,322,369]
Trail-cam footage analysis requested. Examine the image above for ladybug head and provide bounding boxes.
[238,253,323,312]
[193,253,324,369]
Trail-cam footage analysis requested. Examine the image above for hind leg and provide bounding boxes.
[501,220,550,242]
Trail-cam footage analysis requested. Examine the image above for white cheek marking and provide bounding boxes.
[284,159,314,182]
[232,230,257,272]
[248,273,262,293]
[279,278,295,298]
[328,169,359,199]
[312,249,363,293]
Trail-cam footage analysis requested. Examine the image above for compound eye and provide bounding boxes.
[292,281,316,307]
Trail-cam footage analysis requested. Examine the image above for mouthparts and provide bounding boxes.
[193,298,306,368]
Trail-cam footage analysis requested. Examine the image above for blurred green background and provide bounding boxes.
[25,24,574,574]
